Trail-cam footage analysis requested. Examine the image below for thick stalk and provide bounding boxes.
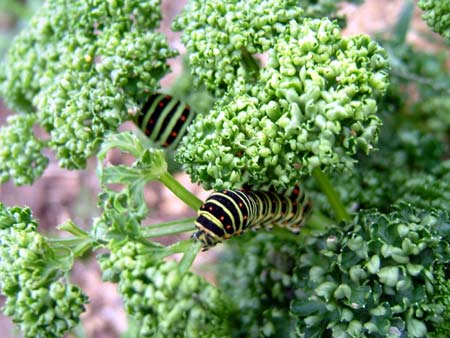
[312,167,350,223]
[141,217,197,238]
[159,172,203,210]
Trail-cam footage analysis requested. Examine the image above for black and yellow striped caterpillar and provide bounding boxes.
[193,187,312,250]
[136,93,195,149]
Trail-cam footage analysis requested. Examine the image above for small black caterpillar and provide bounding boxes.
[136,93,195,149]
[192,187,312,250]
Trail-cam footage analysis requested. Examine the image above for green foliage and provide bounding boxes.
[93,186,148,242]
[97,132,168,188]
[0,114,48,185]
[93,130,201,241]
[93,132,167,242]
[219,232,299,338]
[92,132,225,337]
[305,125,450,217]
[0,0,177,174]
[0,204,88,338]
[0,0,449,337]
[292,206,450,338]
[177,18,389,190]
[428,265,450,338]
[217,207,450,338]
[413,96,450,136]
[418,0,450,41]
[381,34,450,135]
[99,241,230,338]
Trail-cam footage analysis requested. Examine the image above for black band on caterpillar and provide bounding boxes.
[192,187,312,250]
[136,93,195,149]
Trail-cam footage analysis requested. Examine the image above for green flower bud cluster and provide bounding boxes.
[219,232,299,338]
[0,0,177,172]
[0,203,37,231]
[173,0,304,95]
[0,114,48,185]
[418,0,450,41]
[0,204,88,338]
[177,19,389,190]
[292,206,450,337]
[99,241,230,338]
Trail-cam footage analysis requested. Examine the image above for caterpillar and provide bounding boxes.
[136,93,195,149]
[192,187,312,250]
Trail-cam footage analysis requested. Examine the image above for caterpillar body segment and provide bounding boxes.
[193,187,312,250]
[137,93,195,149]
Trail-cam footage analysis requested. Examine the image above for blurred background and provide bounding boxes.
[0,0,448,337]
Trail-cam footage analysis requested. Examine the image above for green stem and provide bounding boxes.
[49,238,88,246]
[159,172,203,210]
[72,240,94,257]
[141,217,197,238]
[393,0,414,44]
[138,239,196,263]
[164,239,197,256]
[49,237,94,258]
[312,167,350,223]
[179,241,202,274]
[390,69,450,95]
[57,220,89,238]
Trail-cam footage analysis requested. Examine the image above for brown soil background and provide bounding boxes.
[0,1,447,337]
